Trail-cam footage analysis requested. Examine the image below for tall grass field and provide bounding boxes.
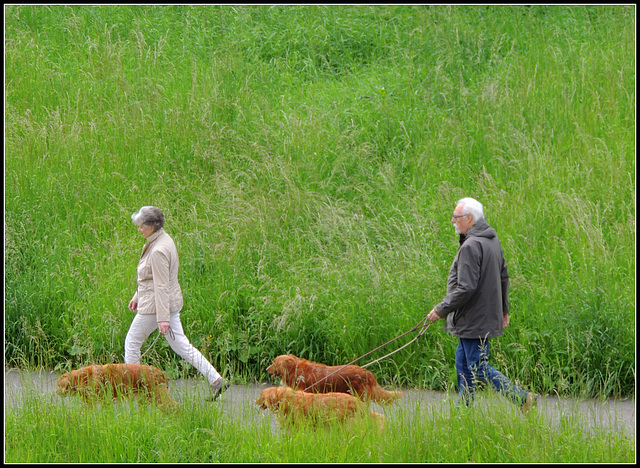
[5,4,635,404]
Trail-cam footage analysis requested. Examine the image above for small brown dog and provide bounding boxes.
[57,363,178,412]
[256,386,385,429]
[266,354,403,405]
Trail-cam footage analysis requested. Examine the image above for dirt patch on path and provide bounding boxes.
[4,368,635,438]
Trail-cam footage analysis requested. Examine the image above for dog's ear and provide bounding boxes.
[284,356,296,374]
[272,356,283,369]
[77,369,88,386]
[281,358,290,375]
[264,389,278,408]
[57,374,69,392]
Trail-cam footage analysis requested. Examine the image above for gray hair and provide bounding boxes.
[457,197,484,223]
[131,206,165,232]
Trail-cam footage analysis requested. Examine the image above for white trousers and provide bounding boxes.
[124,312,221,386]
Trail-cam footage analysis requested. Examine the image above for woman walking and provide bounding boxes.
[124,206,229,401]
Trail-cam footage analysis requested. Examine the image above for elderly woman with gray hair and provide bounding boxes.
[125,206,229,400]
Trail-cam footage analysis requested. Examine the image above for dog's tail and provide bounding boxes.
[367,386,404,405]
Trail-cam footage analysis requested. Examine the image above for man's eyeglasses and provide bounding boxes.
[452,214,468,220]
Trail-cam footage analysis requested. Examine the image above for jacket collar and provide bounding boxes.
[141,228,165,256]
[146,227,165,245]
[458,219,494,246]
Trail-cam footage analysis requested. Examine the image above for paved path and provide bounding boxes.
[4,368,635,438]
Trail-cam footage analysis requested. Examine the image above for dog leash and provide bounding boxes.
[361,320,432,369]
[139,326,175,361]
[302,315,433,392]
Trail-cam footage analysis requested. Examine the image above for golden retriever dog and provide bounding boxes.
[266,354,403,405]
[57,363,178,412]
[256,386,385,430]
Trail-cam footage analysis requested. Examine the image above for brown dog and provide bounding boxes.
[266,354,403,405]
[57,363,178,411]
[256,386,385,429]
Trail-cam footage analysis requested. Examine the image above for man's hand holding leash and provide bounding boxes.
[427,309,441,322]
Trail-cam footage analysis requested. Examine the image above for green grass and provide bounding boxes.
[4,5,635,399]
[4,387,634,463]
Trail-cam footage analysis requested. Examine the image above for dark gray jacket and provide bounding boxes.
[434,218,509,339]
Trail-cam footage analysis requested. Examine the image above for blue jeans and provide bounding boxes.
[455,338,528,407]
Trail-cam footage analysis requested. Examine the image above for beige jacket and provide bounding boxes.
[131,228,183,323]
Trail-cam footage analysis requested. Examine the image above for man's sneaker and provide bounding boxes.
[521,392,538,414]
[207,379,230,401]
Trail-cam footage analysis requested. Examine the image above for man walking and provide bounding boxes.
[427,197,536,412]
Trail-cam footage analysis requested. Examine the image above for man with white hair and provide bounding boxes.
[427,197,537,412]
